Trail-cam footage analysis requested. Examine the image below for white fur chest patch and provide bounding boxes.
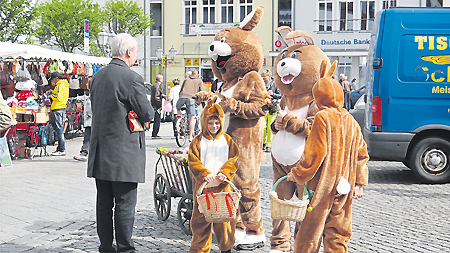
[217,85,236,131]
[272,105,309,166]
[200,135,229,188]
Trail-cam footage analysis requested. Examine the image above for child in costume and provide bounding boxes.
[286,61,369,253]
[188,101,239,253]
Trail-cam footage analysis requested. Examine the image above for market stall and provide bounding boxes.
[0,42,111,159]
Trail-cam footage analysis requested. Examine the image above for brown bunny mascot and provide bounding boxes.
[287,60,369,252]
[194,6,268,251]
[269,27,330,253]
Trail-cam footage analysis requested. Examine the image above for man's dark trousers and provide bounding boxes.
[95,179,137,253]
[151,107,161,137]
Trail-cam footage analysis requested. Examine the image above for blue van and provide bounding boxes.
[364,8,450,183]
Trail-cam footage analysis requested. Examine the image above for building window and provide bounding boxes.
[340,1,354,31]
[185,1,198,34]
[150,3,162,36]
[221,0,233,23]
[382,0,397,9]
[239,0,252,21]
[427,0,442,7]
[360,1,374,31]
[203,0,215,23]
[278,0,291,27]
[318,0,332,31]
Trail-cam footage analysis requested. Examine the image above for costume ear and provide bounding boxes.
[319,60,328,78]
[326,60,338,78]
[275,26,295,47]
[240,6,264,31]
[286,31,315,45]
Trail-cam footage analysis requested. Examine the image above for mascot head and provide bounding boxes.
[208,6,264,83]
[274,27,329,98]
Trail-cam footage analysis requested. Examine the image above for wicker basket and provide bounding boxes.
[196,179,241,223]
[269,175,312,222]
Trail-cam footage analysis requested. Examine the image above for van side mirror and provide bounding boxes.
[373,58,383,69]
[364,94,367,103]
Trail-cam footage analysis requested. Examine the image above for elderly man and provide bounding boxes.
[87,33,153,253]
[150,74,165,138]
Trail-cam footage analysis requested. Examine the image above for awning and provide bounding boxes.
[0,42,111,64]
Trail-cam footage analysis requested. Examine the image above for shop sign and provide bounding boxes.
[189,23,239,35]
[185,58,192,66]
[84,19,89,53]
[320,38,370,46]
[193,58,200,66]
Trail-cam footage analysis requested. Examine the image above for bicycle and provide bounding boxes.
[175,107,200,147]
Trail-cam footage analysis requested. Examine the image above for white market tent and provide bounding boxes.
[0,42,111,65]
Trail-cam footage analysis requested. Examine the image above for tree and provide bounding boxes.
[104,0,153,37]
[35,0,105,53]
[0,0,37,43]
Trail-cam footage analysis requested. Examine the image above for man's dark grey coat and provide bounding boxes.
[87,58,152,183]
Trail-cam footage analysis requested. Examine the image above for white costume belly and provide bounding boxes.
[272,105,309,166]
[200,135,229,188]
[217,86,236,131]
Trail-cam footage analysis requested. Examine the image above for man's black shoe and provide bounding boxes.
[152,135,162,139]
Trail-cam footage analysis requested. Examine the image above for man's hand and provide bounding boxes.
[353,184,363,199]
[204,174,215,184]
[216,173,227,182]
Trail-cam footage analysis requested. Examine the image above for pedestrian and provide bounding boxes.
[176,69,204,142]
[168,77,181,137]
[351,78,357,90]
[287,62,368,253]
[0,95,13,131]
[261,69,282,153]
[339,73,353,110]
[87,33,153,253]
[73,83,91,162]
[188,101,239,253]
[150,74,165,139]
[46,72,69,156]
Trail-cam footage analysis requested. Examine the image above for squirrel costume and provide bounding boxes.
[269,28,330,253]
[194,6,268,250]
[188,101,239,253]
[288,60,369,252]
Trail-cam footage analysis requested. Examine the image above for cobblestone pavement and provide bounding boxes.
[1,122,449,252]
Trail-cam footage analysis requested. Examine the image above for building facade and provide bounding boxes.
[143,0,279,94]
[292,0,450,89]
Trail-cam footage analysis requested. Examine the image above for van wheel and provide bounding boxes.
[409,137,450,183]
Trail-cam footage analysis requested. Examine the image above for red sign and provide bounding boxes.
[275,40,282,48]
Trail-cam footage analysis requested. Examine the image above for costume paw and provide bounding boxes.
[269,250,287,253]
[234,229,246,246]
[234,233,266,251]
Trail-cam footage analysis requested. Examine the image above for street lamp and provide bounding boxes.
[155,45,177,94]
[98,31,115,57]
[168,45,177,61]
[155,46,164,60]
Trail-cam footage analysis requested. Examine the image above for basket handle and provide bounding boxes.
[197,178,240,197]
[272,175,313,199]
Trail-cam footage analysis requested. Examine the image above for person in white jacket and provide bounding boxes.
[74,83,91,162]
[168,78,181,137]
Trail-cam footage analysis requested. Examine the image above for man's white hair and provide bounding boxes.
[155,74,163,81]
[110,33,138,57]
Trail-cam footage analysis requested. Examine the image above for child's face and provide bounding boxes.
[207,118,221,135]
